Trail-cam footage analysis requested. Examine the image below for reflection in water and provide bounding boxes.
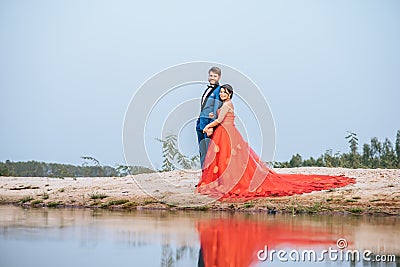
[0,206,399,267]
[196,215,348,266]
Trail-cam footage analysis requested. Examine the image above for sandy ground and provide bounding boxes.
[0,167,399,215]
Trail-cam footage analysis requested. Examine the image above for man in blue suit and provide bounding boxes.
[196,66,222,169]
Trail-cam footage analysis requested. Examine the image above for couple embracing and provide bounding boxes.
[195,67,355,200]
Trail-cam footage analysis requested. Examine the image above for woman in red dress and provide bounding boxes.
[196,84,355,200]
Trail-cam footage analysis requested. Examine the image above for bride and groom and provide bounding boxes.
[195,67,355,200]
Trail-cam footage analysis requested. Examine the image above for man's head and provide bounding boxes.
[208,66,221,85]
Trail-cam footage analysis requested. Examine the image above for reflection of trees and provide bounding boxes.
[160,244,197,267]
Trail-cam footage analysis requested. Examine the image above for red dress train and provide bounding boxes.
[196,110,355,200]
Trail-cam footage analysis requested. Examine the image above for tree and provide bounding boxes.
[81,156,103,177]
[396,130,400,168]
[345,131,361,168]
[289,153,302,167]
[370,137,382,168]
[156,133,200,171]
[362,143,372,168]
[345,132,358,156]
[381,138,396,168]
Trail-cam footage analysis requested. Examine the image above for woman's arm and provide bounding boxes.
[203,103,231,133]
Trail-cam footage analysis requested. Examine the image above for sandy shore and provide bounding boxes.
[1,167,399,215]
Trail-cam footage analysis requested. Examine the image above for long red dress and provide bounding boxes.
[196,108,355,200]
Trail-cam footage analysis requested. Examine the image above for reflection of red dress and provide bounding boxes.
[196,110,355,200]
[197,217,349,267]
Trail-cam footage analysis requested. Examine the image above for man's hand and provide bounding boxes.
[208,112,214,119]
[205,128,213,137]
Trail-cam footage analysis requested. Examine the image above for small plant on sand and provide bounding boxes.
[90,193,108,200]
[191,205,210,211]
[143,198,158,205]
[31,199,43,205]
[47,201,63,208]
[348,207,363,213]
[101,199,129,208]
[369,199,382,202]
[19,196,33,204]
[123,202,138,208]
[243,201,254,209]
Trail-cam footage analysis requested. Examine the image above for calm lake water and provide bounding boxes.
[0,205,399,267]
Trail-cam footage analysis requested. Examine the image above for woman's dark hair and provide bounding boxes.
[220,84,234,99]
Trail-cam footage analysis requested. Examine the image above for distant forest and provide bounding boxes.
[1,130,399,177]
[0,156,154,177]
[276,130,400,169]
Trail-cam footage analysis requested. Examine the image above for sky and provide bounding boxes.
[1,0,399,168]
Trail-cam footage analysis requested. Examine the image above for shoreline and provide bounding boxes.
[1,167,399,216]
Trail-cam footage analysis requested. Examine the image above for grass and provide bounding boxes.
[243,201,254,208]
[11,185,40,190]
[352,196,361,200]
[90,193,108,200]
[369,199,383,202]
[31,199,43,205]
[100,199,129,208]
[307,202,323,213]
[42,193,49,200]
[348,207,363,213]
[189,205,210,211]
[19,196,33,204]
[123,202,138,208]
[345,199,357,202]
[47,201,63,208]
[143,198,158,205]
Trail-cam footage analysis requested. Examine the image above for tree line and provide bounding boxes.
[0,156,154,177]
[1,130,399,177]
[276,130,400,169]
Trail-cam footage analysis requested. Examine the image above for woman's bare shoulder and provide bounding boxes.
[224,100,234,112]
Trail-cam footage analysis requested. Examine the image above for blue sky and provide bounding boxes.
[1,0,399,167]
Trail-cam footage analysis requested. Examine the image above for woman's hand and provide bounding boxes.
[203,126,213,137]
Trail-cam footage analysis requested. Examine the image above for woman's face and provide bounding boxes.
[219,88,231,101]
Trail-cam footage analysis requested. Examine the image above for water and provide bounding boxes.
[0,205,399,267]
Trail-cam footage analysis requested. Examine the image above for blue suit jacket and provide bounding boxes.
[196,85,222,131]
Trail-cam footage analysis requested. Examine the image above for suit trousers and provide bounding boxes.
[196,126,210,169]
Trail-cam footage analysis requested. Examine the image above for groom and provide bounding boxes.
[196,66,222,168]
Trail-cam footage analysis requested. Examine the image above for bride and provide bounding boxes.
[196,84,355,200]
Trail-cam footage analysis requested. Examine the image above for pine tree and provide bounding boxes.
[345,131,360,168]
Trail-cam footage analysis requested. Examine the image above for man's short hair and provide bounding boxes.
[208,66,221,76]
